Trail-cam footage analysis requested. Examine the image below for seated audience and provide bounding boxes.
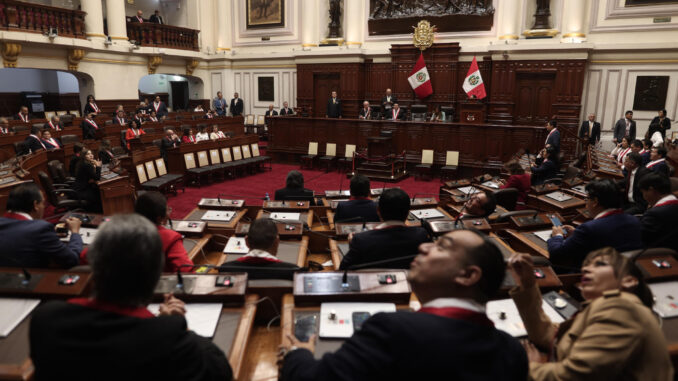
[98,139,116,166]
[334,175,380,223]
[73,149,102,212]
[509,249,673,380]
[135,192,193,273]
[265,104,278,117]
[160,129,181,161]
[530,147,558,185]
[23,126,46,153]
[639,172,678,251]
[204,109,217,119]
[44,115,62,131]
[83,95,100,116]
[15,106,30,122]
[133,110,145,126]
[194,104,205,112]
[41,130,61,149]
[459,190,497,218]
[280,101,294,116]
[339,188,428,270]
[0,183,82,268]
[429,105,443,122]
[619,152,650,215]
[125,119,145,150]
[358,101,372,120]
[148,110,159,122]
[0,117,15,135]
[81,112,100,140]
[69,143,85,177]
[113,110,128,126]
[195,125,210,142]
[546,179,642,270]
[498,161,531,209]
[640,138,652,164]
[281,229,528,381]
[390,103,406,120]
[220,218,300,280]
[646,146,669,176]
[181,128,197,144]
[274,170,316,206]
[611,136,631,166]
[210,125,227,140]
[29,214,232,380]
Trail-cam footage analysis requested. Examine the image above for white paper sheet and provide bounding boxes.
[649,281,678,318]
[410,208,445,219]
[147,303,223,338]
[269,212,301,221]
[545,191,573,202]
[201,210,235,222]
[533,229,553,242]
[0,298,40,337]
[457,186,481,195]
[223,236,249,254]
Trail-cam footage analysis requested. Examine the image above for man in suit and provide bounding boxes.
[112,110,128,126]
[230,92,243,116]
[639,172,678,251]
[326,91,342,118]
[334,175,380,223]
[275,170,316,206]
[613,110,636,144]
[81,112,100,140]
[280,228,528,381]
[0,183,82,268]
[29,214,232,380]
[646,146,670,176]
[579,113,600,146]
[41,130,62,149]
[160,129,181,162]
[547,179,642,270]
[530,147,559,186]
[149,9,163,24]
[44,115,63,131]
[619,152,650,214]
[15,106,30,122]
[381,88,397,115]
[390,103,406,121]
[640,139,652,165]
[265,104,278,117]
[130,9,144,23]
[650,109,671,139]
[151,96,168,118]
[358,101,372,120]
[279,101,294,116]
[544,120,560,153]
[339,188,429,270]
[213,91,227,116]
[0,117,15,135]
[220,218,300,280]
[23,126,46,153]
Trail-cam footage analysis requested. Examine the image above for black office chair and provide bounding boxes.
[38,171,86,213]
[494,188,519,211]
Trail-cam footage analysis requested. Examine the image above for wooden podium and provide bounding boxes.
[367,136,392,157]
[458,101,486,124]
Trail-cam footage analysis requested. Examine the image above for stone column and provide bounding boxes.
[105,0,128,41]
[344,0,364,47]
[81,0,105,40]
[498,0,522,40]
[561,0,587,42]
[301,0,318,48]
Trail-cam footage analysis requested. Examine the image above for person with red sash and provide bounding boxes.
[390,103,406,121]
[130,9,145,23]
[280,229,528,380]
[0,183,82,268]
[334,175,380,223]
[124,119,145,150]
[152,95,168,118]
[29,214,232,380]
[220,218,300,280]
[15,106,30,122]
[498,161,531,210]
[0,117,14,135]
[40,129,62,149]
[639,172,678,251]
[43,115,62,131]
[546,179,642,271]
[112,110,128,127]
[23,126,46,153]
[81,112,100,140]
[645,146,670,176]
[544,119,560,154]
[181,127,197,144]
[83,94,100,116]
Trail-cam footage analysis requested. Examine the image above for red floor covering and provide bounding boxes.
[167,163,444,219]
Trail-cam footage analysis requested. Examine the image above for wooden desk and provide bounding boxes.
[185,208,248,236]
[293,270,411,305]
[97,174,135,215]
[217,294,258,381]
[505,229,550,258]
[510,212,566,230]
[195,236,308,268]
[529,193,586,218]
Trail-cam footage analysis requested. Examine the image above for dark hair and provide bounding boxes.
[349,175,370,198]
[625,110,633,116]
[660,109,667,116]
[30,126,41,135]
[135,191,167,225]
[73,142,84,154]
[182,128,190,136]
[548,120,557,128]
[653,146,667,158]
[505,161,525,175]
[631,139,643,149]
[7,183,42,213]
[378,188,411,221]
[247,218,278,250]
[625,152,642,167]
[461,229,506,303]
[544,146,557,160]
[638,172,671,194]
[285,170,304,189]
[128,119,140,129]
[585,179,620,209]
[642,138,652,148]
[89,214,163,307]
[87,95,95,102]
[481,191,497,217]
[100,139,112,150]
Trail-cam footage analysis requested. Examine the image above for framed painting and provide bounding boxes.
[257,77,274,102]
[632,76,669,111]
[246,0,285,29]
[626,0,678,5]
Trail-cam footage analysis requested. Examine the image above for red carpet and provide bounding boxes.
[167,163,444,219]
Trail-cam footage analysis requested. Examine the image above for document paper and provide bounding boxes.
[0,298,40,337]
[148,303,223,338]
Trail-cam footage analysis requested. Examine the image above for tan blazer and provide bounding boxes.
[510,284,673,381]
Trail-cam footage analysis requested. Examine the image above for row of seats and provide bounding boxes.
[44,110,80,119]
[136,158,184,195]
[180,142,271,187]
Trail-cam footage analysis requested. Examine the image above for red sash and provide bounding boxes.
[18,113,28,122]
[46,138,59,148]
[654,199,678,208]
[596,209,623,220]
[48,121,61,131]
[545,128,556,144]
[90,102,99,112]
[617,147,631,164]
[117,117,125,125]
[136,16,143,23]
[153,102,160,112]
[190,135,195,143]
[86,119,98,129]
[3,212,30,220]
[68,298,154,318]
[647,159,665,168]
[418,307,494,327]
[393,109,400,119]
[31,135,46,149]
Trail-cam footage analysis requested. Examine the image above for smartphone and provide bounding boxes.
[548,214,562,227]
[352,311,371,331]
[294,315,317,342]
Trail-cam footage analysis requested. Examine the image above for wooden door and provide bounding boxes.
[313,73,340,118]
[514,74,555,125]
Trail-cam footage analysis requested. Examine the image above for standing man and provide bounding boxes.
[81,113,100,140]
[359,101,372,120]
[613,110,636,144]
[152,96,168,119]
[149,9,164,24]
[544,120,560,154]
[381,88,397,115]
[230,92,243,116]
[44,115,63,131]
[130,9,144,23]
[265,104,278,117]
[579,113,600,146]
[326,91,342,118]
[15,106,30,123]
[280,101,294,116]
[213,91,226,116]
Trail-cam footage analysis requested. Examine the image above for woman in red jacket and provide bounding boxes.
[125,119,145,150]
[498,161,531,210]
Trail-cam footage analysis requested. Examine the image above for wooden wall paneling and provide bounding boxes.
[96,99,144,116]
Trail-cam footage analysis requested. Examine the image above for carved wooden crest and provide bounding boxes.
[413,20,435,51]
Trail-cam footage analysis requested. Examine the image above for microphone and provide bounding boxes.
[175,268,184,294]
[454,203,468,228]
[341,253,419,287]
[338,170,346,195]
[334,215,367,232]
[21,268,31,286]
[532,210,540,220]
[415,215,435,241]
[216,193,265,204]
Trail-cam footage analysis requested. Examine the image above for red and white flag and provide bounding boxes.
[408,53,433,99]
[463,57,486,99]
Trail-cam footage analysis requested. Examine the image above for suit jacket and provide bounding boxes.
[98,149,114,165]
[160,136,181,160]
[650,116,671,138]
[547,211,642,269]
[129,15,144,23]
[149,14,163,24]
[279,107,294,116]
[579,121,601,145]
[282,310,527,381]
[530,158,558,185]
[213,97,227,115]
[614,118,636,142]
[640,151,651,165]
[647,160,670,176]
[83,102,99,116]
[334,199,380,223]
[545,129,560,153]
[30,300,232,381]
[152,102,168,118]
[358,108,372,120]
[24,135,45,153]
[327,98,342,118]
[230,98,243,116]
[274,187,316,206]
[641,201,678,252]
[511,284,673,381]
[381,95,398,111]
[0,217,82,268]
[340,225,429,270]
[219,260,300,280]
[112,117,127,126]
[389,108,406,121]
[81,119,100,140]
[41,138,62,149]
[265,110,278,117]
[14,112,30,122]
[619,166,651,210]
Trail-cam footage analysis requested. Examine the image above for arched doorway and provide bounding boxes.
[138,74,204,112]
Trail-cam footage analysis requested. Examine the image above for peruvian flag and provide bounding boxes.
[408,53,433,99]
[463,57,486,99]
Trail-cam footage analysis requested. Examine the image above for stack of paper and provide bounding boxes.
[147,303,223,338]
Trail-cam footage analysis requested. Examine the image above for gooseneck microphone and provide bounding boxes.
[341,253,419,287]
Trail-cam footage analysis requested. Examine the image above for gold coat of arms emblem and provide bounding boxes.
[413,20,435,51]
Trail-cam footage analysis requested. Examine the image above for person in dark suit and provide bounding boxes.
[149,9,164,24]
[530,147,558,185]
[280,229,528,381]
[69,143,84,177]
[73,149,102,212]
[220,218,300,280]
[619,152,650,215]
[639,138,652,165]
[230,92,244,116]
[98,140,116,165]
[43,115,63,131]
[326,91,342,118]
[130,9,145,23]
[160,129,181,162]
[339,188,429,270]
[23,126,46,153]
[579,113,601,146]
[112,110,128,127]
[0,117,14,135]
[334,175,380,223]
[80,113,100,140]
[546,179,642,270]
[639,172,678,251]
[358,101,372,120]
[265,104,278,117]
[40,130,62,149]
[151,96,168,118]
[544,119,560,153]
[83,95,100,116]
[275,170,316,206]
[279,101,294,116]
[15,106,30,122]
[649,109,670,139]
[613,110,636,144]
[29,214,232,381]
[0,183,82,268]
[389,103,406,121]
[381,88,397,115]
[646,146,670,176]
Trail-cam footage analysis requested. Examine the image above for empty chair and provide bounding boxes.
[300,142,318,169]
[69,110,80,117]
[338,144,357,173]
[319,143,338,172]
[251,143,272,171]
[183,152,210,187]
[37,171,86,213]
[440,151,459,182]
[56,111,67,116]
[415,149,434,181]
[60,134,79,145]
[44,111,56,120]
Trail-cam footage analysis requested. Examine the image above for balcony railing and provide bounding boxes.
[0,0,85,38]
[127,22,199,51]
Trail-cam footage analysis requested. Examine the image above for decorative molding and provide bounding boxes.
[590,0,678,32]
[591,59,678,63]
[562,32,586,38]
[109,36,129,40]
[186,59,199,76]
[67,49,85,71]
[498,34,520,40]
[148,55,162,74]
[1,43,21,68]
[81,57,146,65]
[86,33,107,37]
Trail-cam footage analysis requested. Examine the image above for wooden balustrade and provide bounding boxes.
[0,0,85,38]
[126,22,199,51]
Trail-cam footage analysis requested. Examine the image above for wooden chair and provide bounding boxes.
[251,142,272,171]
[220,147,239,178]
[300,142,318,169]
[319,143,338,172]
[56,111,68,116]
[337,144,357,173]
[440,151,459,182]
[69,110,81,117]
[232,146,247,177]
[415,149,434,181]
[44,111,56,120]
[184,152,210,187]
